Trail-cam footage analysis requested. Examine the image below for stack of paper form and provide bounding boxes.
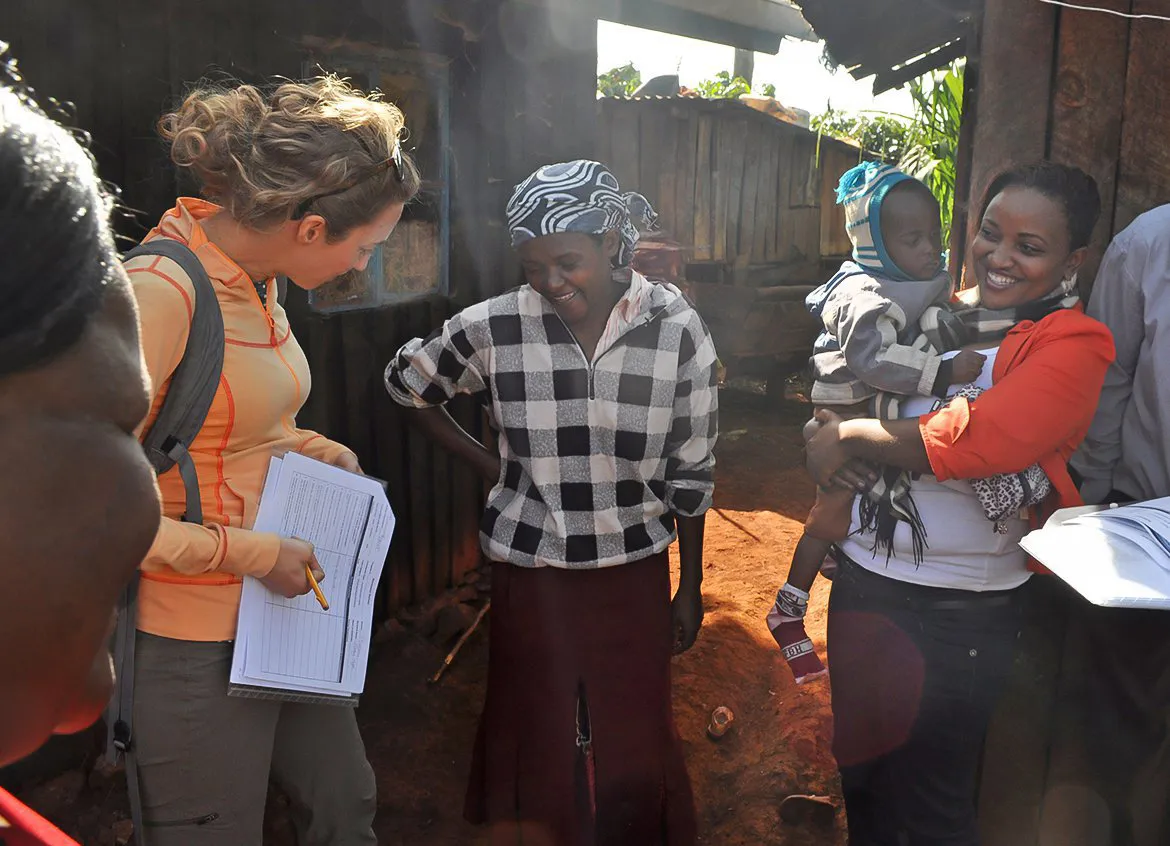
[1020,497,1170,609]
[229,452,395,703]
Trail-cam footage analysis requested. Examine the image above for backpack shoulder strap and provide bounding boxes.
[107,239,224,844]
[127,238,224,526]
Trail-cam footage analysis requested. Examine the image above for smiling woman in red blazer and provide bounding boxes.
[804,162,1115,846]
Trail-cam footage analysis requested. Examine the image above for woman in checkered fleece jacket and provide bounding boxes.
[386,160,717,844]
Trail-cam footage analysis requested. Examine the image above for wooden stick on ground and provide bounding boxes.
[429,600,490,685]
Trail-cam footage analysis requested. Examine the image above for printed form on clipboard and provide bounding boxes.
[229,452,395,705]
[1020,497,1170,609]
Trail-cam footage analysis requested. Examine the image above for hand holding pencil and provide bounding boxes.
[298,539,329,609]
[262,537,327,602]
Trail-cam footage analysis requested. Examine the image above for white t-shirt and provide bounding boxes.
[837,347,1032,592]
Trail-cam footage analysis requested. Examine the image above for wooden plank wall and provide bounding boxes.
[0,0,597,617]
[965,0,1170,296]
[598,97,862,284]
[967,2,1170,844]
[1048,0,1130,293]
[964,0,1056,254]
[818,143,859,259]
[1111,0,1170,239]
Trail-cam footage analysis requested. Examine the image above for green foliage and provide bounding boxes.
[811,110,910,162]
[597,62,642,98]
[693,71,779,100]
[898,62,965,245]
[694,71,751,99]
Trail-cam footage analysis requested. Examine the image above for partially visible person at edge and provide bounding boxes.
[126,76,419,844]
[386,160,717,846]
[803,162,1114,846]
[1067,203,1170,844]
[0,51,161,845]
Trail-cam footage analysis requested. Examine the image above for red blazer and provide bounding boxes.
[919,306,1116,570]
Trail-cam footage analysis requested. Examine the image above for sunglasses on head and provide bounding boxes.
[291,143,405,220]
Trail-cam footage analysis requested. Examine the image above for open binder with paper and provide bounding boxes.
[229,452,395,705]
[1019,496,1170,609]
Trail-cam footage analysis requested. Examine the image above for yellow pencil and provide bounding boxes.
[292,536,329,611]
[305,563,329,611]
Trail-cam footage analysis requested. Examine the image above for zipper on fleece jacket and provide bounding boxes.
[249,276,304,435]
[555,303,672,400]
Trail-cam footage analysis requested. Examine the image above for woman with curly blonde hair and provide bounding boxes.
[126,75,419,844]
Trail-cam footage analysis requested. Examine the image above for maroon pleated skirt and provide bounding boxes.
[465,551,697,846]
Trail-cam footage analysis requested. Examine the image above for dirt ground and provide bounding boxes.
[14,384,843,845]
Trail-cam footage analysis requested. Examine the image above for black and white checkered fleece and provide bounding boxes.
[385,273,719,569]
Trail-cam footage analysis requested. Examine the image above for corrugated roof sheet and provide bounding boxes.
[795,0,974,91]
[587,0,815,52]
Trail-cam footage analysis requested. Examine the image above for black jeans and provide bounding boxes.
[827,554,1023,846]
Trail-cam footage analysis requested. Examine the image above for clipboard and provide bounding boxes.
[228,452,396,701]
[1021,498,1170,609]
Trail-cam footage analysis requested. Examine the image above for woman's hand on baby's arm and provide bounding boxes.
[832,459,880,493]
[804,410,878,492]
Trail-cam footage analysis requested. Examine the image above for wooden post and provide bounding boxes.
[1112,1,1170,237]
[1047,0,1131,296]
[947,9,981,287]
[693,113,714,261]
[733,48,754,87]
[965,0,1057,254]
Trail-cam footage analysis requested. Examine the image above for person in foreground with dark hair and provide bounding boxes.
[0,50,161,844]
[803,162,1115,845]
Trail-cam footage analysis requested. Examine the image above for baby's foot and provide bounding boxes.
[767,585,828,684]
[771,619,828,684]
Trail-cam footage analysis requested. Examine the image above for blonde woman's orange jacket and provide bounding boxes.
[129,199,355,642]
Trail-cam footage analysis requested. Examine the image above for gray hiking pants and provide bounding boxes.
[132,632,377,845]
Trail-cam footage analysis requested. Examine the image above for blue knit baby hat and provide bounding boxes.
[836,161,916,280]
